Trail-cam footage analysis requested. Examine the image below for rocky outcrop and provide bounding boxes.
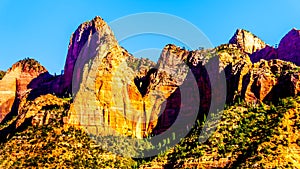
[16,94,69,128]
[250,28,300,66]
[216,44,253,103]
[0,58,48,123]
[61,16,118,95]
[229,29,266,54]
[228,29,300,103]
[220,43,300,103]
[65,17,189,138]
[277,28,300,65]
[243,59,300,102]
[126,54,156,77]
[0,94,69,142]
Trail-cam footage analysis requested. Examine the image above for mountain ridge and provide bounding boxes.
[0,16,300,168]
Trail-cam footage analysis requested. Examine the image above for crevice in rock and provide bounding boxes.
[134,68,158,97]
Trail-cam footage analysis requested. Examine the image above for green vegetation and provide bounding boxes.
[143,96,300,168]
[0,71,5,80]
[0,101,137,168]
[126,56,155,72]
[8,57,46,73]
[0,94,299,168]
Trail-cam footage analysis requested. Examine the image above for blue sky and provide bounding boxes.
[0,0,300,74]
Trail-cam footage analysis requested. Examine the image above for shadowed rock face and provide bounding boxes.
[62,16,118,96]
[250,28,300,66]
[0,71,5,80]
[250,45,278,63]
[278,29,300,65]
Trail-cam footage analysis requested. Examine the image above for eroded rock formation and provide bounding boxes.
[243,59,300,102]
[65,18,300,138]
[66,17,191,138]
[0,59,47,123]
[0,94,69,142]
[229,29,266,54]
[0,16,299,140]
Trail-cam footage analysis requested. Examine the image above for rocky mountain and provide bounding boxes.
[65,18,194,138]
[251,28,300,66]
[0,16,300,168]
[229,29,266,54]
[0,58,48,123]
[278,28,300,65]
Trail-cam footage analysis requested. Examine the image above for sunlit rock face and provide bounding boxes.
[229,29,266,54]
[62,16,118,95]
[243,59,300,103]
[66,17,300,138]
[0,59,47,123]
[222,43,300,104]
[66,17,191,138]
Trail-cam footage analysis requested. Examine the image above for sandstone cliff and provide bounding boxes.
[216,44,253,103]
[0,58,48,123]
[66,18,300,138]
[229,29,266,54]
[0,16,300,168]
[66,17,192,138]
[0,16,299,141]
[243,59,300,103]
[61,16,118,96]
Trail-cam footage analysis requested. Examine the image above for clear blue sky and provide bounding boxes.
[0,0,300,74]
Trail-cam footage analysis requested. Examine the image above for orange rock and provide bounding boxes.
[0,58,47,123]
[243,59,300,103]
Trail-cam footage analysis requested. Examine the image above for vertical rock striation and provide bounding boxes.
[66,17,190,138]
